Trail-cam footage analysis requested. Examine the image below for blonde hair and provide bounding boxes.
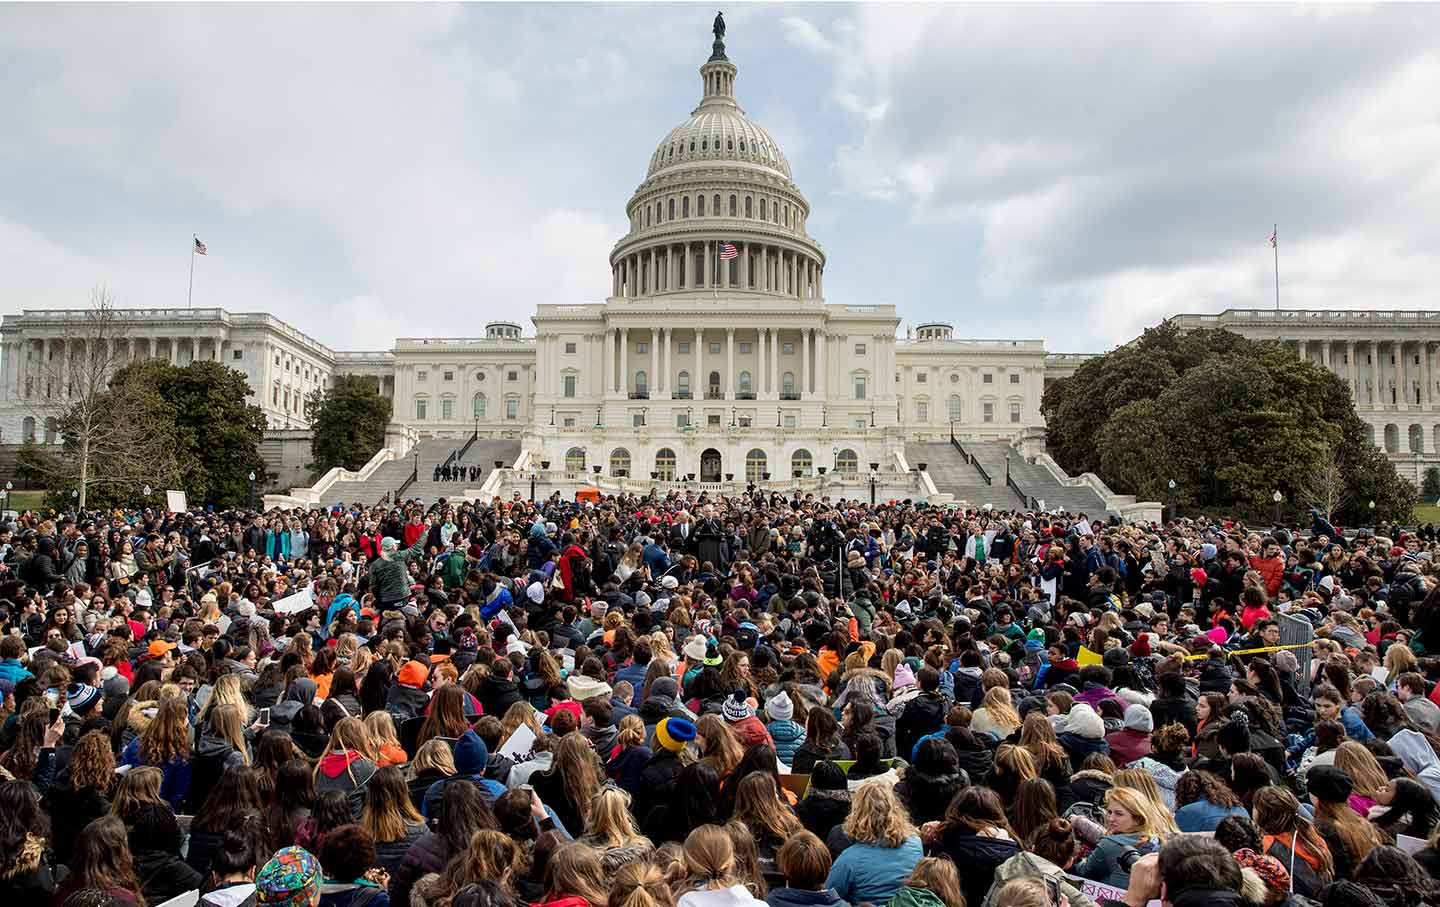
[609,860,675,907]
[1335,741,1388,799]
[410,737,456,778]
[1112,768,1179,835]
[586,786,645,848]
[315,716,375,787]
[979,686,1021,735]
[207,703,252,766]
[842,782,918,849]
[1105,786,1165,844]
[615,714,646,750]
[199,674,249,727]
[696,714,743,778]
[683,824,738,890]
[544,843,609,906]
[364,710,403,752]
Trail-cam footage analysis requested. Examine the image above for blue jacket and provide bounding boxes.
[642,542,671,574]
[1175,798,1249,833]
[615,662,648,703]
[767,719,804,765]
[826,837,922,907]
[325,593,358,628]
[480,584,512,621]
[0,659,34,686]
[120,738,193,812]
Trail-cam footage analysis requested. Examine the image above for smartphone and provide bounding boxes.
[49,708,60,726]
[1043,877,1060,906]
[256,707,271,727]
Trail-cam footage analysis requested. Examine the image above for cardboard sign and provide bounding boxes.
[271,588,315,615]
[1398,833,1428,855]
[166,490,187,514]
[1064,875,1160,907]
[154,892,200,907]
[497,724,538,761]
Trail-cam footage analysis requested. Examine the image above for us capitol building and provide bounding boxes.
[0,20,1433,509]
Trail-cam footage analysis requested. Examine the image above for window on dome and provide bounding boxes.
[645,208,651,227]
[739,140,746,151]
[682,197,690,218]
[713,194,720,214]
[669,199,675,220]
[727,139,733,151]
[697,195,705,216]
[784,206,789,226]
[759,198,767,220]
[729,195,737,216]
[745,196,752,218]
[702,138,708,151]
[689,141,695,152]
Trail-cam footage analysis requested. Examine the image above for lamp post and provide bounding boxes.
[831,446,839,474]
[248,471,257,510]
[730,407,736,428]
[143,484,152,508]
[529,466,538,502]
[1369,499,1376,524]
[1272,490,1282,526]
[1004,453,1011,486]
[868,463,879,507]
[870,407,875,428]
[1167,479,1176,522]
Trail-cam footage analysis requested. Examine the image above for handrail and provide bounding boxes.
[394,463,418,501]
[456,428,478,462]
[951,437,991,485]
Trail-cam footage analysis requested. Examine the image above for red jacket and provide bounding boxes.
[1248,554,1284,597]
[403,520,425,548]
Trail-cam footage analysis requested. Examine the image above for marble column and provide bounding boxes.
[1398,340,1409,408]
[800,328,809,396]
[1426,342,1435,406]
[650,328,659,396]
[619,329,628,396]
[815,332,826,397]
[1347,340,1358,402]
[695,327,703,398]
[1296,339,1308,363]
[726,328,735,397]
[1370,340,1381,406]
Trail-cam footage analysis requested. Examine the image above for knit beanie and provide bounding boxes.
[1123,703,1154,733]
[453,729,489,775]
[650,676,679,701]
[766,691,794,722]
[1307,765,1354,804]
[66,682,101,713]
[397,660,429,689]
[722,690,754,723]
[893,664,917,689]
[655,717,696,752]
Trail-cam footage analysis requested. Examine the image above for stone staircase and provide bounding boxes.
[964,440,1112,516]
[905,441,1024,508]
[314,438,521,506]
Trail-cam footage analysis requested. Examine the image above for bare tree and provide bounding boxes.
[1299,441,1348,520]
[26,287,182,507]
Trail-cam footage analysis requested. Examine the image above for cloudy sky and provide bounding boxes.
[2,3,1437,353]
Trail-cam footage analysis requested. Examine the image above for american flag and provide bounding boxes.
[718,242,738,260]
[1268,229,1276,249]
[194,236,208,256]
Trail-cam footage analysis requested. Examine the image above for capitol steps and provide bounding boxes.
[314,439,521,506]
[963,440,1112,516]
[905,442,1025,508]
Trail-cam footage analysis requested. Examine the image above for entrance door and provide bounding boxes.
[700,448,722,482]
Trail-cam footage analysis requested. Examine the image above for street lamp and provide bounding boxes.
[549,407,555,426]
[868,463,879,507]
[1167,479,1176,522]
[1004,453,1011,486]
[248,471,257,509]
[1272,489,1282,526]
[870,407,875,428]
[730,407,737,427]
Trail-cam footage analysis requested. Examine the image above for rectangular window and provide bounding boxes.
[710,342,722,354]
[676,413,691,428]
[854,377,867,400]
[441,398,454,419]
[1009,373,1021,384]
[563,417,576,428]
[636,341,649,354]
[782,342,794,354]
[565,342,576,354]
[854,419,866,429]
[678,341,691,354]
[739,342,752,354]
[443,370,454,382]
[855,343,867,355]
[416,399,427,420]
[633,413,645,427]
[505,399,518,420]
[507,371,518,381]
[783,414,797,428]
[563,375,576,397]
[417,370,428,382]
[738,416,752,427]
[232,349,243,360]
[916,372,927,383]
[272,386,278,404]
[707,414,722,427]
[983,402,994,422]
[1010,402,1022,423]
[982,373,993,384]
[917,401,928,420]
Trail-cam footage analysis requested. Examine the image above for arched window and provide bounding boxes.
[708,371,721,397]
[44,417,58,444]
[729,194,737,216]
[697,195,705,216]
[713,194,720,215]
[701,137,708,151]
[635,370,647,395]
[655,448,677,481]
[565,447,586,472]
[677,371,691,396]
[1384,423,1400,453]
[784,205,789,226]
[1410,423,1426,454]
[745,196,753,218]
[682,197,690,218]
[644,207,650,227]
[948,395,963,422]
[727,138,733,151]
[745,448,767,483]
[782,372,795,397]
[836,449,858,474]
[739,140,746,152]
[760,198,767,220]
[473,393,487,418]
[739,371,752,393]
[21,416,35,443]
[791,449,813,477]
[669,198,675,220]
[609,448,631,477]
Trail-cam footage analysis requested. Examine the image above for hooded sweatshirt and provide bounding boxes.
[1389,729,1440,801]
[316,749,378,818]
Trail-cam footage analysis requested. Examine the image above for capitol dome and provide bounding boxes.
[609,19,825,304]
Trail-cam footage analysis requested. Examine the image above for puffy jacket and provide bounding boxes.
[1175,797,1248,833]
[895,693,946,760]
[767,719,804,765]
[119,738,193,812]
[826,838,923,907]
[0,834,59,902]
[1074,832,1158,889]
[135,847,204,906]
[184,733,247,813]
[390,830,454,907]
[796,788,851,843]
[766,886,850,907]
[373,821,426,876]
[981,851,1098,907]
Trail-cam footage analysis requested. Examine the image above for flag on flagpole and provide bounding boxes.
[1268,229,1276,249]
[718,242,738,260]
[194,236,208,255]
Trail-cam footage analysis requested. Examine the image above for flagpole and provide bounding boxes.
[188,235,196,309]
[1273,223,1279,311]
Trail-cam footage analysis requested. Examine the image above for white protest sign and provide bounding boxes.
[165,490,188,514]
[271,587,315,615]
[154,891,199,907]
[1065,875,1161,907]
[1399,833,1427,855]
[496,724,537,761]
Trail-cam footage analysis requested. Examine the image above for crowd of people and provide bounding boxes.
[2,489,1440,907]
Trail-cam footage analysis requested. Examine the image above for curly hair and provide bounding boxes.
[1175,769,1240,809]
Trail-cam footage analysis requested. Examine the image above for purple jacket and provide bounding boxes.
[1073,685,1125,713]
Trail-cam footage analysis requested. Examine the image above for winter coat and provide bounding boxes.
[315,749,379,819]
[930,827,1021,907]
[373,822,426,876]
[41,777,110,866]
[1149,695,1198,737]
[367,533,427,605]
[825,837,923,907]
[606,744,652,795]
[766,887,850,907]
[767,719,804,765]
[1057,731,1109,767]
[384,684,431,724]
[790,740,850,775]
[1262,836,1324,899]
[119,737,193,812]
[478,675,524,719]
[1175,797,1248,833]
[1129,756,1185,809]
[389,830,453,907]
[0,833,59,902]
[532,764,588,837]
[317,880,391,907]
[895,693,946,761]
[1057,769,1114,814]
[678,885,768,907]
[135,846,205,905]
[981,851,1098,907]
[953,746,994,782]
[633,747,685,823]
[184,733,248,813]
[1074,832,1159,889]
[796,788,852,843]
[1105,728,1152,766]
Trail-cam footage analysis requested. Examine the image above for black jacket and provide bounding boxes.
[184,734,246,814]
[41,778,110,866]
[930,826,1021,907]
[1148,695,1198,737]
[633,748,684,822]
[478,675,524,718]
[895,693,947,760]
[0,834,59,902]
[795,788,852,843]
[135,848,204,906]
[895,768,966,826]
[391,830,456,907]
[790,740,850,775]
[373,822,426,876]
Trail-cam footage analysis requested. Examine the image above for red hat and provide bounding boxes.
[397,660,429,689]
[1129,634,1152,658]
[1190,568,1208,588]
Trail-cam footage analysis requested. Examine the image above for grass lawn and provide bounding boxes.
[1415,504,1440,524]
[6,490,47,510]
